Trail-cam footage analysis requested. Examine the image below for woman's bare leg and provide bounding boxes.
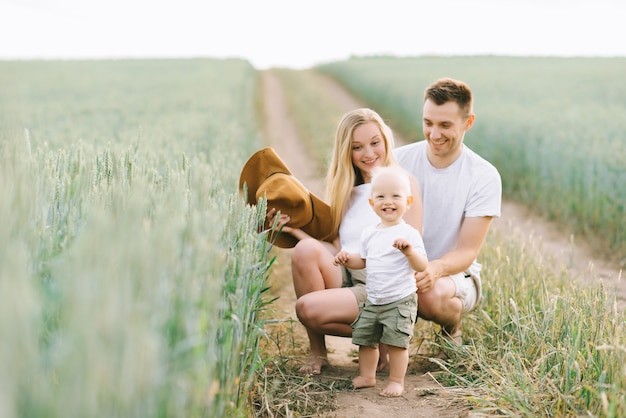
[295,288,360,373]
[291,238,340,297]
[292,239,358,374]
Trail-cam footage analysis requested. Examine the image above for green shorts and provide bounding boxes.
[351,293,417,349]
[342,267,367,304]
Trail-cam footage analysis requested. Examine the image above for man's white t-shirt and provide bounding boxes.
[395,141,502,278]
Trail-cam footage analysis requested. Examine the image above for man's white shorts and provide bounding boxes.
[450,271,482,313]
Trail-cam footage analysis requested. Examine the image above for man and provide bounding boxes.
[395,77,502,344]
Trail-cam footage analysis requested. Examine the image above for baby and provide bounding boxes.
[334,165,427,397]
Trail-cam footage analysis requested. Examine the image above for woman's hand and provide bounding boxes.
[265,207,294,234]
[265,207,314,241]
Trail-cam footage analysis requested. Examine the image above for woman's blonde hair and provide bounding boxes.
[325,108,396,236]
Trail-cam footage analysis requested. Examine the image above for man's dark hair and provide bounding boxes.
[424,78,473,119]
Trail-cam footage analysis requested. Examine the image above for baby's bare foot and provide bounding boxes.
[352,375,376,389]
[379,381,404,397]
[298,357,328,375]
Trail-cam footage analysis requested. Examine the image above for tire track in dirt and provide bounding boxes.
[260,70,324,196]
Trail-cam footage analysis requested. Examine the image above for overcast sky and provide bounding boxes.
[2,0,625,69]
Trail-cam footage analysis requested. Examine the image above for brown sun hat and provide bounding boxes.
[239,147,334,248]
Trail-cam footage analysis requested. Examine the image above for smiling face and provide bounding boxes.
[368,168,414,226]
[422,99,475,168]
[351,122,387,182]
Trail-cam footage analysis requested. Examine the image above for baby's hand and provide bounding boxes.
[333,251,350,266]
[393,238,412,254]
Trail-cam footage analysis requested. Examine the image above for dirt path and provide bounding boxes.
[259,70,624,417]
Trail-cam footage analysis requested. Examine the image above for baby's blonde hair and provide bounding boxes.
[370,165,412,196]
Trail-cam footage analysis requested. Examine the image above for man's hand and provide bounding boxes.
[414,261,443,293]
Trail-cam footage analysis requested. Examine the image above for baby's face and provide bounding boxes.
[369,172,412,224]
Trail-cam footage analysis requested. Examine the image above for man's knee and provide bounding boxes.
[417,285,445,314]
[416,296,437,321]
[417,287,462,322]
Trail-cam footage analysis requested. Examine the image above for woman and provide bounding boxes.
[272,108,423,374]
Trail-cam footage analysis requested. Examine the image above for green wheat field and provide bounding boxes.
[1,57,624,417]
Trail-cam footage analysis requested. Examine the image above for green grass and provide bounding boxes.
[0,59,273,417]
[452,228,626,416]
[2,57,624,418]
[317,56,626,268]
